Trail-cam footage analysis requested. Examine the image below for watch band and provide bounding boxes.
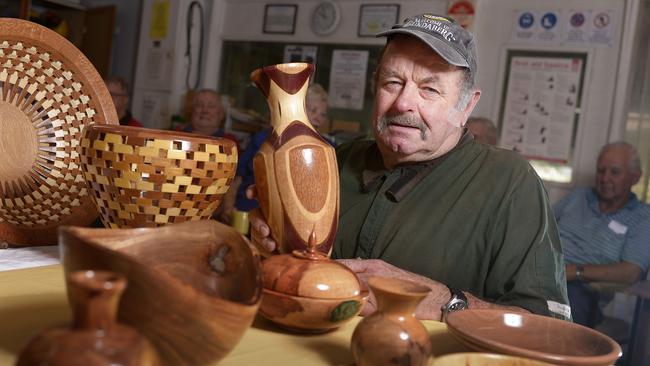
[441,286,468,322]
[575,265,585,281]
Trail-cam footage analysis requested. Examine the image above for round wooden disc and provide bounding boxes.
[0,18,118,246]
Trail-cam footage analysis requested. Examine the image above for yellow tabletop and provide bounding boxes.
[0,265,468,365]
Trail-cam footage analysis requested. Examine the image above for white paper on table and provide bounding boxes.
[0,246,60,272]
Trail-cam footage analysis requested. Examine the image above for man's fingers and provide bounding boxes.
[249,209,270,236]
[248,208,276,255]
[245,184,257,200]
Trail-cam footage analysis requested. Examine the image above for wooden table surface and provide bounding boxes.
[0,265,468,365]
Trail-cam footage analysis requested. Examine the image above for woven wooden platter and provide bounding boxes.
[0,18,118,246]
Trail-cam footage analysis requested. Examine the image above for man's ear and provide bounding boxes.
[631,170,642,186]
[460,89,481,127]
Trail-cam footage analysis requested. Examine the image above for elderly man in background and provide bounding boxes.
[105,76,143,127]
[554,142,650,326]
[466,116,498,145]
[178,89,239,148]
[251,13,569,321]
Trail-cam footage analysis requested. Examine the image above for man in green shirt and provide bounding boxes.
[250,13,569,321]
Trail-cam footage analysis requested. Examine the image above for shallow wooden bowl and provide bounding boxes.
[259,288,369,333]
[432,353,555,366]
[79,124,237,228]
[0,18,118,246]
[59,220,262,366]
[446,309,622,366]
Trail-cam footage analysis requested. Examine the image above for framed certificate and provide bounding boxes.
[357,4,400,37]
[263,4,298,34]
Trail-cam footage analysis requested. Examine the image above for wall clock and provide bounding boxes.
[310,1,341,36]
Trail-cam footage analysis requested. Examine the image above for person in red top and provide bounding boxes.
[105,76,144,127]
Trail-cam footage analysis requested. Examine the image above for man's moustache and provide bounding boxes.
[377,114,427,140]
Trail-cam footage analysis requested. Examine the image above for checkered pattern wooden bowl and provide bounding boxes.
[79,124,238,228]
[0,18,118,246]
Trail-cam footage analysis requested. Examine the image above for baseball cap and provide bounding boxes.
[377,13,477,83]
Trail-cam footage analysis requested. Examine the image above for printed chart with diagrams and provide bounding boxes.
[500,53,585,163]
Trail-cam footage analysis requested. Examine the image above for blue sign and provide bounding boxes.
[519,12,534,29]
[541,12,557,30]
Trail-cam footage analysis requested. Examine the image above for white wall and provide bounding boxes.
[131,0,212,129]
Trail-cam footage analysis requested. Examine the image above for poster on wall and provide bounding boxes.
[563,9,591,45]
[149,0,170,40]
[328,50,369,110]
[589,10,614,47]
[283,45,318,65]
[498,51,587,163]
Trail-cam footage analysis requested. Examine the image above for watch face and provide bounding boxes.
[311,1,340,35]
[449,302,467,311]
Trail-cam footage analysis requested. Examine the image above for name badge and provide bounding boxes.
[608,220,628,235]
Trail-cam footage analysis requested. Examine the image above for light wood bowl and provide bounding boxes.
[79,124,237,228]
[59,220,263,366]
[446,309,622,366]
[432,353,555,366]
[0,18,118,246]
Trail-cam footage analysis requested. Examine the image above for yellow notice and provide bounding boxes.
[149,0,170,40]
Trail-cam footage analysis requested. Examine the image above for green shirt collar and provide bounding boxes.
[362,130,473,201]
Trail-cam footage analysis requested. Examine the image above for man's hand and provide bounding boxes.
[336,259,450,320]
[246,185,277,257]
[337,259,529,320]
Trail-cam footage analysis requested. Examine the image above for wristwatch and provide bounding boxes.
[441,286,468,322]
[575,265,585,281]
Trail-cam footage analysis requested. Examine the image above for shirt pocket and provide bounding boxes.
[590,223,627,262]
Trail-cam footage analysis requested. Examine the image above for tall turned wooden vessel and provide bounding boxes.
[250,63,339,255]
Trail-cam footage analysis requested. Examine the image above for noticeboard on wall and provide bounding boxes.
[498,50,587,165]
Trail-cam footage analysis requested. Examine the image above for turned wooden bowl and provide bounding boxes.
[0,18,118,246]
[79,124,237,228]
[59,220,262,366]
[259,288,368,333]
[446,309,622,366]
[259,246,368,332]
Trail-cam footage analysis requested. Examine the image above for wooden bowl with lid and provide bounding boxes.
[59,220,262,366]
[79,124,237,228]
[259,236,369,333]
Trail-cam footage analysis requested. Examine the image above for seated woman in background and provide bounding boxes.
[176,89,239,150]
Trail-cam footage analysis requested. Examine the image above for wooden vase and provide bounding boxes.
[351,277,432,366]
[16,270,159,366]
[250,62,339,255]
